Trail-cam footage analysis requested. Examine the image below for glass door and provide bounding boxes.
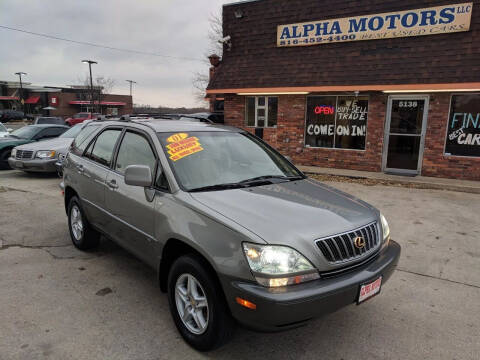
[383,96,429,175]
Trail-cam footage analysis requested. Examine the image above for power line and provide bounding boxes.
[0,25,204,62]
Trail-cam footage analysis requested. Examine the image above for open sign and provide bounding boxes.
[314,105,335,115]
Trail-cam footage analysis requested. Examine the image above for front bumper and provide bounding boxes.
[223,240,401,332]
[8,157,58,173]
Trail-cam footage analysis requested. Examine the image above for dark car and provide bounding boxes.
[0,124,69,169]
[0,110,29,123]
[34,116,66,126]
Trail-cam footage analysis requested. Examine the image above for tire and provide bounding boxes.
[0,148,12,170]
[167,254,235,351]
[67,196,100,250]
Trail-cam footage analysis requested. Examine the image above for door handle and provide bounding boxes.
[107,179,119,190]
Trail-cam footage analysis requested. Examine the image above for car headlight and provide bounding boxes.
[243,243,320,287]
[380,213,390,242]
[11,148,17,157]
[36,150,56,159]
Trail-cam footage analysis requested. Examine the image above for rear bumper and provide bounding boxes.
[8,157,57,173]
[223,240,401,332]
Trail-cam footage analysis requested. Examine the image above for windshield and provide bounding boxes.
[0,123,6,132]
[157,131,303,191]
[10,126,38,139]
[60,124,83,138]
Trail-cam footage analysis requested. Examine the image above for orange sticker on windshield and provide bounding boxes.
[166,133,204,161]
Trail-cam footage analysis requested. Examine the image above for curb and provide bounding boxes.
[304,172,480,195]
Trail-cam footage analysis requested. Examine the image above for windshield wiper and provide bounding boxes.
[188,183,247,193]
[240,175,304,184]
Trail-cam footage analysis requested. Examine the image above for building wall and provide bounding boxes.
[211,0,480,90]
[224,93,480,180]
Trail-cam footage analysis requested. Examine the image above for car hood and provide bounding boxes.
[15,137,73,151]
[190,178,378,248]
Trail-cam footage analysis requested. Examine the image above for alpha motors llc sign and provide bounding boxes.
[277,3,473,47]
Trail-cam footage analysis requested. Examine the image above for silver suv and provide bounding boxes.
[62,118,400,351]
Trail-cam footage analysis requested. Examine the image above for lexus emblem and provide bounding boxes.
[354,236,366,249]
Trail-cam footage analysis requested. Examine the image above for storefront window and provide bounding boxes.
[445,94,480,157]
[305,95,368,150]
[246,96,278,127]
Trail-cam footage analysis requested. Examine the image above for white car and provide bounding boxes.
[0,122,12,138]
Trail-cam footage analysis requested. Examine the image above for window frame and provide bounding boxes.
[82,126,124,169]
[245,96,278,128]
[304,94,369,151]
[112,127,171,193]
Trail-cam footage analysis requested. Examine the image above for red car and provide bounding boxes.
[65,112,100,126]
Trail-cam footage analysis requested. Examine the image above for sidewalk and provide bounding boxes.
[297,165,480,194]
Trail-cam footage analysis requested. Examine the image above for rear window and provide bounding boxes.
[36,117,65,125]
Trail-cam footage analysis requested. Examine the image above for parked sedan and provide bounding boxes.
[0,122,12,138]
[0,124,68,170]
[8,123,97,173]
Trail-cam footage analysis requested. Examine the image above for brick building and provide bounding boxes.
[207,0,480,180]
[0,81,132,118]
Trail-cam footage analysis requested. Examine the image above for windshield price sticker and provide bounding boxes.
[166,133,204,161]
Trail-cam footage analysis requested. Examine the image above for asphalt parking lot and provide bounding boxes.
[0,170,479,360]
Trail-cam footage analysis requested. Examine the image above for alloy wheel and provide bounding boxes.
[174,273,209,335]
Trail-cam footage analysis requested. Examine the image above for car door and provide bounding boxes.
[75,127,123,230]
[104,128,158,266]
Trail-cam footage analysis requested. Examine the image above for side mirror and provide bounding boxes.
[7,128,13,132]
[124,165,152,187]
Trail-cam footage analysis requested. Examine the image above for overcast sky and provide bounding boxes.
[0,0,231,108]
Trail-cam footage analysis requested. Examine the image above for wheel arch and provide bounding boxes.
[64,186,78,214]
[159,238,223,295]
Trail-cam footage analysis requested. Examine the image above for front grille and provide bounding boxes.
[316,222,380,263]
[15,150,34,159]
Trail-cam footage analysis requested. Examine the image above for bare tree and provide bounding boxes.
[76,75,116,113]
[192,10,223,103]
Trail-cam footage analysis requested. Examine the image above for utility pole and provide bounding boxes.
[82,60,97,113]
[14,72,27,112]
[126,80,136,97]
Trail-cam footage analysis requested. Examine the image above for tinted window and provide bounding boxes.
[71,125,101,155]
[36,127,67,139]
[115,131,156,175]
[87,129,122,166]
[0,123,6,132]
[36,117,65,125]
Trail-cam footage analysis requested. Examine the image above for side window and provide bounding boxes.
[71,125,100,156]
[115,131,156,175]
[155,162,169,191]
[35,127,65,140]
[86,129,122,167]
